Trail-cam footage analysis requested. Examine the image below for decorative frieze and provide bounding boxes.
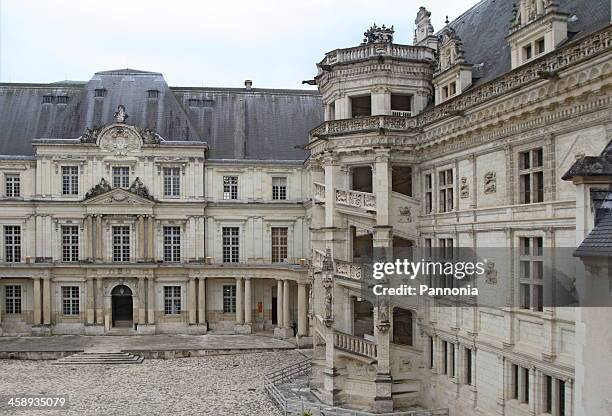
[335,188,376,211]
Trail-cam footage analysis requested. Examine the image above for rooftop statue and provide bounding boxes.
[113,104,129,123]
[362,23,394,44]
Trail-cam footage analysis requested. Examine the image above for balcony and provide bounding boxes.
[313,182,325,202]
[335,188,376,211]
[309,115,418,140]
[311,249,363,282]
[391,110,412,117]
[320,43,434,67]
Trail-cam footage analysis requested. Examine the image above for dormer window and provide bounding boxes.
[94,89,107,98]
[42,95,54,104]
[56,96,69,105]
[147,90,159,99]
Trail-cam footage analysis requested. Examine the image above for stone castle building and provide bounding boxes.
[1,0,611,415]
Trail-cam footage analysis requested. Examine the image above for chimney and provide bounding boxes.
[244,80,253,90]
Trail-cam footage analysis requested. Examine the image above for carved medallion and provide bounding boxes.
[98,125,141,156]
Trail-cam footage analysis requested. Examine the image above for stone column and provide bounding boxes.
[83,215,91,261]
[235,277,244,324]
[33,277,42,325]
[276,280,283,328]
[146,215,154,261]
[96,214,104,261]
[138,276,146,324]
[189,277,197,324]
[374,150,391,226]
[137,215,145,261]
[42,277,51,325]
[198,277,206,325]
[283,279,290,329]
[297,282,308,337]
[86,277,95,324]
[244,277,252,324]
[147,276,156,324]
[95,277,104,325]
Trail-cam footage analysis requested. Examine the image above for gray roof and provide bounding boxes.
[444,0,611,86]
[574,209,612,257]
[0,69,322,160]
[562,141,612,180]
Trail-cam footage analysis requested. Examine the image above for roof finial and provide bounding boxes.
[445,16,450,25]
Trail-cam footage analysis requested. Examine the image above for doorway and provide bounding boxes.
[272,292,278,325]
[111,285,133,328]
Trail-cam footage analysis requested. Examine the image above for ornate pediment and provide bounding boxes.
[79,106,162,154]
[84,177,155,205]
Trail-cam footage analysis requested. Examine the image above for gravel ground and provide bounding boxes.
[0,350,305,416]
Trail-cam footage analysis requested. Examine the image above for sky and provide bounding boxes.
[0,0,480,89]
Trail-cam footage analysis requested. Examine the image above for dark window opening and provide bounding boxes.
[351,95,371,118]
[42,95,54,104]
[393,236,413,261]
[392,308,413,346]
[94,89,106,98]
[391,94,411,116]
[352,227,373,263]
[353,298,374,338]
[147,90,159,99]
[392,166,412,196]
[351,166,372,193]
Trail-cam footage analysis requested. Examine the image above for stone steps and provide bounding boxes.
[53,352,144,365]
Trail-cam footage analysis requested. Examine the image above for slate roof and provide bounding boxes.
[444,0,611,86]
[574,208,612,257]
[562,141,612,180]
[0,69,322,160]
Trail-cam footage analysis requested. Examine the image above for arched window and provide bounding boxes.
[393,308,414,346]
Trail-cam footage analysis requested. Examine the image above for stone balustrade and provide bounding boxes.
[334,331,377,359]
[313,182,326,202]
[334,259,363,281]
[310,115,418,139]
[335,188,376,211]
[391,110,412,117]
[321,43,434,67]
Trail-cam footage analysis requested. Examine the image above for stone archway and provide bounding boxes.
[111,285,133,328]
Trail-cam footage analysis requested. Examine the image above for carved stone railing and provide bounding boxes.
[334,259,363,281]
[335,188,376,211]
[321,43,434,67]
[313,182,326,202]
[415,24,612,129]
[310,115,417,139]
[391,110,412,117]
[334,330,377,359]
[312,249,326,269]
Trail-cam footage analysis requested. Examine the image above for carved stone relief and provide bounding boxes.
[484,171,497,194]
[460,177,469,198]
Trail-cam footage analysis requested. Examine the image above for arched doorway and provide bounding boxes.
[111,285,133,328]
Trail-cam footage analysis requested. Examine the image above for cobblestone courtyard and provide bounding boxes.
[0,350,306,416]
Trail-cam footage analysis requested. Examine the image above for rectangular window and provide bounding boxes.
[509,363,529,403]
[112,226,130,262]
[450,343,456,378]
[519,148,544,204]
[5,174,20,197]
[223,176,238,200]
[61,166,79,195]
[222,227,240,263]
[439,238,454,288]
[465,347,473,385]
[449,82,456,96]
[163,286,181,315]
[523,44,533,60]
[56,96,68,105]
[61,286,80,315]
[94,88,106,98]
[519,237,544,311]
[442,340,448,374]
[271,227,288,263]
[512,364,520,400]
[223,285,236,313]
[4,285,21,314]
[61,225,79,262]
[522,367,530,404]
[163,167,181,197]
[424,174,433,214]
[4,225,21,263]
[272,177,287,200]
[163,226,181,262]
[438,169,454,212]
[112,166,130,189]
[428,336,434,369]
[536,38,545,55]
